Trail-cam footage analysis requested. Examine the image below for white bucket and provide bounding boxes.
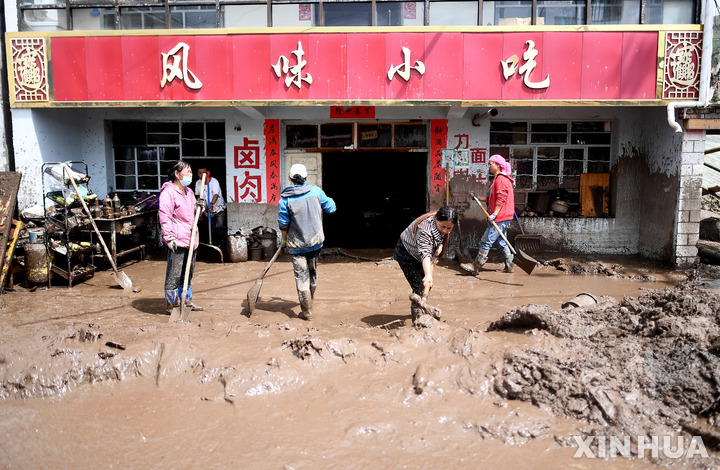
[562,293,597,309]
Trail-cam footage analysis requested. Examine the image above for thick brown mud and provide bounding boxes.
[0,250,718,468]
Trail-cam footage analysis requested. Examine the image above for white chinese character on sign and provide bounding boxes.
[160,42,202,90]
[668,44,696,83]
[388,46,425,81]
[501,40,550,90]
[272,41,313,89]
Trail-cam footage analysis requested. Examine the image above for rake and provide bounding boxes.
[513,211,544,253]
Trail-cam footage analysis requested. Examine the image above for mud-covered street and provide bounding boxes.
[1,250,720,469]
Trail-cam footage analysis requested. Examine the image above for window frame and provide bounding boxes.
[285,121,428,151]
[18,0,700,31]
[112,120,225,192]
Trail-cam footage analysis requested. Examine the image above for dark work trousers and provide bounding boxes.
[393,239,427,298]
[291,249,320,294]
[164,246,197,305]
[209,209,227,248]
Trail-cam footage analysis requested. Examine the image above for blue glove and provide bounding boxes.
[488,214,497,222]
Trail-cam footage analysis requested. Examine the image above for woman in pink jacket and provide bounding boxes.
[159,161,204,314]
[462,154,516,274]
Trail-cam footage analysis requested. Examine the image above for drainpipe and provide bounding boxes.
[667,0,714,133]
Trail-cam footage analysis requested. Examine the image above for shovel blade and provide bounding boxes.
[112,270,133,289]
[246,279,263,316]
[168,302,188,323]
[168,305,181,322]
[513,248,538,275]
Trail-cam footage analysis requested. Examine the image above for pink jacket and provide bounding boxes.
[159,181,200,249]
[488,174,515,223]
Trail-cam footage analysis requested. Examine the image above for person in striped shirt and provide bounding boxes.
[394,206,458,325]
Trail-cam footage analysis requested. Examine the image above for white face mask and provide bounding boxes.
[181,175,192,187]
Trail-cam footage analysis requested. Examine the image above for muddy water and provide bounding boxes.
[0,251,706,468]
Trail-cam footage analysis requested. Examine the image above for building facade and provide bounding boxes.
[1,0,711,266]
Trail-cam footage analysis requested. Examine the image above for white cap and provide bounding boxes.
[289,163,308,180]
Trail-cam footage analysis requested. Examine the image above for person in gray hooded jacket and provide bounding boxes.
[278,163,337,320]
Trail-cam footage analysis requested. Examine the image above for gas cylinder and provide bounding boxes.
[25,243,49,283]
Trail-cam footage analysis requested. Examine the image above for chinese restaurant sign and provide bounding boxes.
[7,29,695,107]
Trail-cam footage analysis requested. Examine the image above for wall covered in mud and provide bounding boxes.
[448,106,684,264]
[11,107,252,212]
[617,108,682,263]
[13,108,88,211]
[9,104,690,265]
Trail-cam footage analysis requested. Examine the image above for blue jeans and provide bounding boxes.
[479,219,511,258]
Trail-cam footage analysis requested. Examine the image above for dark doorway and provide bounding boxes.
[186,159,226,198]
[186,159,226,245]
[321,151,427,248]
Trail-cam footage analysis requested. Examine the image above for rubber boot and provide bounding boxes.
[164,289,179,315]
[474,254,488,272]
[504,254,514,273]
[179,285,203,311]
[298,290,313,320]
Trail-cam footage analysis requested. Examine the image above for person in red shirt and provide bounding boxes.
[462,154,516,273]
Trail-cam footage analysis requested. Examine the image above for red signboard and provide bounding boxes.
[331,106,376,118]
[38,31,664,104]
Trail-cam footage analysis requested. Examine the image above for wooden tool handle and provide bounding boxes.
[470,191,517,255]
[422,261,434,300]
[181,173,206,296]
[61,163,120,274]
[259,245,283,279]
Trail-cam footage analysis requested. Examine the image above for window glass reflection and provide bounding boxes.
[22,8,68,31]
[324,2,372,26]
[430,1,478,25]
[272,3,317,27]
[72,8,114,30]
[377,2,424,26]
[482,1,532,26]
[537,0,585,25]
[170,6,217,28]
[225,4,267,27]
[121,7,166,29]
[645,0,694,24]
[590,0,640,25]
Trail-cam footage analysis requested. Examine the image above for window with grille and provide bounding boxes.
[286,122,427,149]
[490,121,611,191]
[112,121,225,192]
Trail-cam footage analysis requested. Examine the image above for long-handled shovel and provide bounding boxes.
[246,245,283,316]
[61,163,132,289]
[169,173,206,323]
[409,262,441,320]
[470,191,537,275]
